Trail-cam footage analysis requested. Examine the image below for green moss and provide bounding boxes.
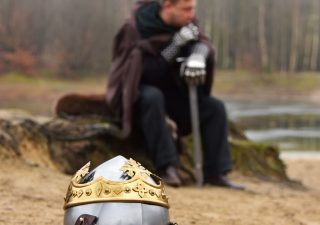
[230,139,288,180]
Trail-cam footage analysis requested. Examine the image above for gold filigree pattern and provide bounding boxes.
[72,162,90,183]
[133,181,148,198]
[64,158,169,209]
[120,158,151,179]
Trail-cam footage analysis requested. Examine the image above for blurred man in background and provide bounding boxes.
[107,0,244,190]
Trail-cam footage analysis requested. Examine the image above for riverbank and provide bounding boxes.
[1,71,320,116]
[1,158,319,225]
[214,70,320,104]
[281,151,320,160]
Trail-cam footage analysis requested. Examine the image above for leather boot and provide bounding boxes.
[204,175,245,190]
[158,165,181,188]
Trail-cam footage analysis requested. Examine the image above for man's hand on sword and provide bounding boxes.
[180,53,206,86]
[180,42,210,86]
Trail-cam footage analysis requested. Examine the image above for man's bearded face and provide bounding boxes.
[164,0,197,27]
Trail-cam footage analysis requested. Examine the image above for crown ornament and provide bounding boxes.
[64,158,169,209]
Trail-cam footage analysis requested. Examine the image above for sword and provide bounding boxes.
[188,84,203,187]
[177,57,204,187]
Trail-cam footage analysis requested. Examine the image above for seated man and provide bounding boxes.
[106,0,244,190]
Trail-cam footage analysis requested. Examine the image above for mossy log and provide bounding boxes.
[0,110,288,184]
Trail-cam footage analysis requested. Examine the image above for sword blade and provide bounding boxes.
[188,84,203,187]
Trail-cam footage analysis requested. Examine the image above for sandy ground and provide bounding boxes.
[0,74,320,224]
[0,159,319,225]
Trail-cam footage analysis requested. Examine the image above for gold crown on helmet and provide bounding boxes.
[64,158,170,209]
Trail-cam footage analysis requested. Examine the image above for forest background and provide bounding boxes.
[0,0,319,76]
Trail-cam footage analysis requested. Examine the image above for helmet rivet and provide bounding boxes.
[85,189,92,196]
[105,188,111,194]
[149,189,155,196]
[125,187,131,193]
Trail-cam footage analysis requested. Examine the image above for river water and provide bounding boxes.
[226,100,320,156]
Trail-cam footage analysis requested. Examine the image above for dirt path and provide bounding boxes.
[1,159,319,225]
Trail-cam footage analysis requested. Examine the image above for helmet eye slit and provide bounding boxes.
[80,172,95,184]
[121,172,134,180]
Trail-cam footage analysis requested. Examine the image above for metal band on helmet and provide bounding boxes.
[64,159,169,209]
[64,156,172,225]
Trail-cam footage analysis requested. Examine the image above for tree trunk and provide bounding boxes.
[258,0,269,71]
[310,0,320,71]
[289,0,300,73]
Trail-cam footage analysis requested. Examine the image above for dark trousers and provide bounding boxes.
[135,84,233,178]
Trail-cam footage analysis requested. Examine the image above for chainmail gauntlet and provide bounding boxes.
[161,42,181,63]
[161,23,199,62]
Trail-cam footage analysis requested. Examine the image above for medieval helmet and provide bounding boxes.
[63,155,176,225]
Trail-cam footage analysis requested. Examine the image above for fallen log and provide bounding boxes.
[0,109,289,185]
